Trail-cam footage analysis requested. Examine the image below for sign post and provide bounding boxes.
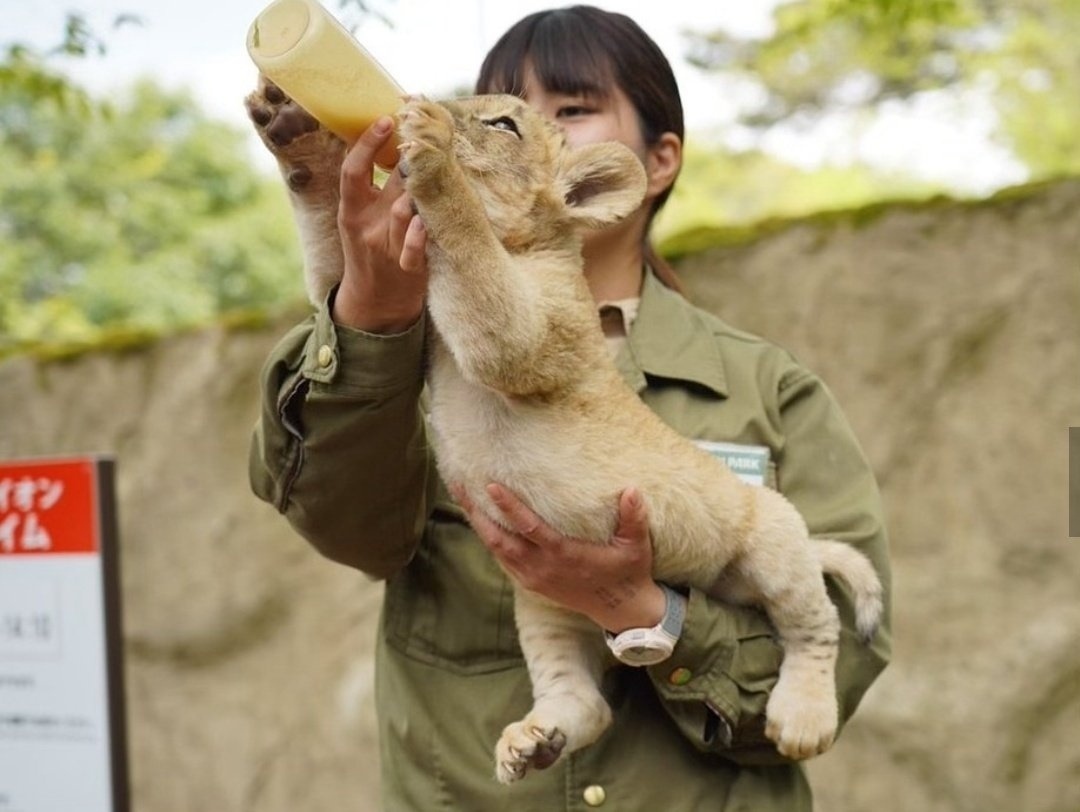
[0,457,129,812]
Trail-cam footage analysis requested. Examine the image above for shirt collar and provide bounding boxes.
[614,268,729,398]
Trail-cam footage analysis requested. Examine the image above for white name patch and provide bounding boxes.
[694,441,771,487]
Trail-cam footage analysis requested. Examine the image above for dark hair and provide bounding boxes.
[476,5,685,293]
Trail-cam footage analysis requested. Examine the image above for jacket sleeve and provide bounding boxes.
[644,365,892,765]
[248,294,436,579]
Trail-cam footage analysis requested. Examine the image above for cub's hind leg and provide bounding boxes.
[244,76,346,303]
[736,490,843,760]
[495,589,612,784]
[761,576,840,760]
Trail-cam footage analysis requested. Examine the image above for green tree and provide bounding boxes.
[0,72,303,350]
[0,3,412,352]
[688,0,1080,178]
[0,11,144,112]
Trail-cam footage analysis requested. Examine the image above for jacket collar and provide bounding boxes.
[614,268,729,398]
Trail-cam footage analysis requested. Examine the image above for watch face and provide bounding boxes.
[613,637,674,666]
[625,645,664,665]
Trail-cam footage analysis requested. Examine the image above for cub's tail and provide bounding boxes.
[813,540,884,644]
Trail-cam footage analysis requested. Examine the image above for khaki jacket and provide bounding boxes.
[250,270,892,811]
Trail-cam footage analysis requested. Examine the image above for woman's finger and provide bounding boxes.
[486,483,558,545]
[339,116,395,212]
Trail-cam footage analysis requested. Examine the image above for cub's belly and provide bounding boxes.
[430,398,624,541]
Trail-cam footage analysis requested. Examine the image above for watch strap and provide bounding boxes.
[658,582,687,638]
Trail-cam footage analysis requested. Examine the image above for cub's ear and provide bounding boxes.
[556,142,647,230]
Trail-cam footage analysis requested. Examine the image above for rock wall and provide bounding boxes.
[0,320,385,810]
[676,179,1080,812]
[1,179,1077,811]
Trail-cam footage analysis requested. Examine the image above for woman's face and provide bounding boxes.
[516,61,680,217]
[518,63,649,161]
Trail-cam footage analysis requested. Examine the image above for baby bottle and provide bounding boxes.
[247,0,404,169]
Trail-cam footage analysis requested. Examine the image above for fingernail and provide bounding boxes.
[374,117,392,135]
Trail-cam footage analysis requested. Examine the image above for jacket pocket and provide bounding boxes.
[383,502,524,675]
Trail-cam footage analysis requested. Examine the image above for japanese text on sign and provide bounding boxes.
[0,476,66,553]
[0,461,97,556]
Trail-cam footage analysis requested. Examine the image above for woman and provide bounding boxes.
[249,6,891,809]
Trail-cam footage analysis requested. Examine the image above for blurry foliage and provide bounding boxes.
[0,11,141,113]
[5,0,1075,349]
[0,70,303,352]
[654,141,938,243]
[687,0,1080,178]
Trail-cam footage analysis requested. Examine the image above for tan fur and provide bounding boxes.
[246,81,884,782]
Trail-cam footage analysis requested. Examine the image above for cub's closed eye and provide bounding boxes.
[484,116,520,137]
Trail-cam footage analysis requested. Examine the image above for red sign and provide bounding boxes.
[0,458,99,555]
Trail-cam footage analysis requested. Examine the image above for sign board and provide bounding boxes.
[0,457,129,812]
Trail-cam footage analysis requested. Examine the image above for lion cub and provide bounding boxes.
[246,80,883,783]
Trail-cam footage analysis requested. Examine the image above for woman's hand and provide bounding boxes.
[333,116,429,333]
[454,483,667,633]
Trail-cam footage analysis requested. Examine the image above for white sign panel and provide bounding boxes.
[0,457,128,812]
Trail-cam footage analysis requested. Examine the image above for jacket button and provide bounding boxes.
[668,666,692,686]
[316,344,334,368]
[583,784,606,806]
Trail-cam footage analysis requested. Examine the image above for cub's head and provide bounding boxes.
[400,94,647,251]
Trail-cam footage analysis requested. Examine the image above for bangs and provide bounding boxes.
[476,9,614,100]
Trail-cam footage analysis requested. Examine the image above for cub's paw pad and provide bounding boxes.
[243,77,343,191]
[494,722,567,784]
[244,81,319,146]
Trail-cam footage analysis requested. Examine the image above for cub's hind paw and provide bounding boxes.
[494,720,567,784]
[243,77,344,193]
[765,678,837,760]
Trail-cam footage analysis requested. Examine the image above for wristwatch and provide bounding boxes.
[604,583,687,666]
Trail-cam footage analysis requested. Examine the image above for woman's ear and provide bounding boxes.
[644,132,682,202]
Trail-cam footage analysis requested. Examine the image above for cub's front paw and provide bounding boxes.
[494,716,568,785]
[397,100,454,184]
[244,76,344,194]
